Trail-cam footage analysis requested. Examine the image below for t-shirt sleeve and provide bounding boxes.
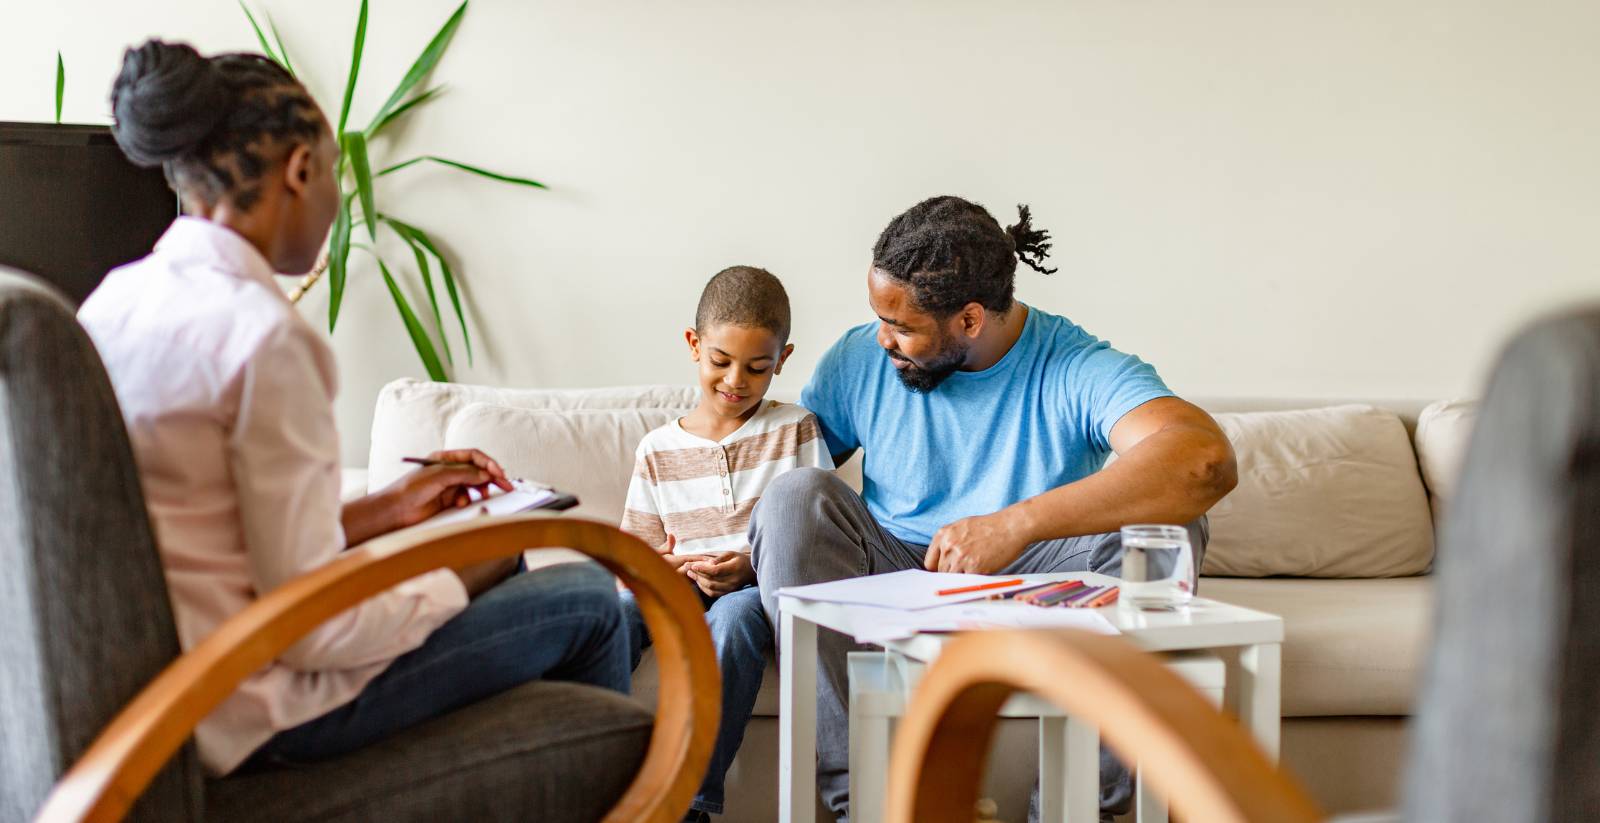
[799,334,861,457]
[1073,342,1174,453]
[795,412,834,470]
[620,446,668,550]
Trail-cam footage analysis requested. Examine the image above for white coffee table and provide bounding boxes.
[777,571,1285,823]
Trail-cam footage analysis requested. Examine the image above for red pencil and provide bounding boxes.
[936,578,1025,597]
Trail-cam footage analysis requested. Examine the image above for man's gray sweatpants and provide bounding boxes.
[749,467,1209,823]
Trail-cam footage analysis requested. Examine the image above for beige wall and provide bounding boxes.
[5,1,1598,465]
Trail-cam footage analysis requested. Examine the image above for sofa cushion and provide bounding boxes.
[443,403,682,526]
[1413,399,1478,529]
[1200,576,1433,716]
[441,403,686,568]
[1205,405,1435,577]
[368,379,697,490]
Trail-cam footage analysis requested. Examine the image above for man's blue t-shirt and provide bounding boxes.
[800,305,1173,546]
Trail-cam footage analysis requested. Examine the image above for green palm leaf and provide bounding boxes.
[363,249,447,381]
[367,85,444,137]
[54,53,64,124]
[366,0,467,134]
[238,1,282,65]
[327,202,352,331]
[336,0,369,136]
[386,219,452,365]
[377,155,547,189]
[268,13,296,77]
[341,131,378,240]
[379,214,472,364]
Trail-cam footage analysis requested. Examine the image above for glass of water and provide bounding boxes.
[1118,524,1195,611]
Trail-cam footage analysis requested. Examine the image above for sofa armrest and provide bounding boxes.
[888,629,1322,823]
[36,514,719,823]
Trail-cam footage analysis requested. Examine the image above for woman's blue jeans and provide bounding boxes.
[248,561,632,765]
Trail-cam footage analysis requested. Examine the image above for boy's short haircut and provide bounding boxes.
[694,266,791,342]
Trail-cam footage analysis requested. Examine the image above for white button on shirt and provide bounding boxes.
[78,217,468,775]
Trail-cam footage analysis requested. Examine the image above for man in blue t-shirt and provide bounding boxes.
[749,196,1238,822]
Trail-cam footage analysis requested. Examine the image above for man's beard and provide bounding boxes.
[889,336,969,393]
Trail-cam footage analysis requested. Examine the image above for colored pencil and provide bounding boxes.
[1021,580,1084,606]
[1060,585,1107,607]
[1080,588,1120,608]
[937,578,1025,597]
[1034,582,1091,607]
[986,581,1058,601]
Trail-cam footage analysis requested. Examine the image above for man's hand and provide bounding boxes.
[686,551,756,597]
[924,511,1030,574]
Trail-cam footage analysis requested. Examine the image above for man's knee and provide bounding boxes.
[750,468,854,572]
[754,467,849,521]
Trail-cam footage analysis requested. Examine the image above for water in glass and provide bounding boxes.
[1118,524,1195,611]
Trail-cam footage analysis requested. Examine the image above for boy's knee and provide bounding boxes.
[707,590,772,653]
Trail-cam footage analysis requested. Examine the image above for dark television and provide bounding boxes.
[0,122,177,305]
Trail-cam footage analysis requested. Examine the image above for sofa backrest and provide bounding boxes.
[368,379,1476,578]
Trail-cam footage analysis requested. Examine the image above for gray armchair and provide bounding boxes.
[0,268,719,823]
[881,306,1600,822]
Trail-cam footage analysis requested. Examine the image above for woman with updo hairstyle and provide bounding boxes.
[79,40,630,778]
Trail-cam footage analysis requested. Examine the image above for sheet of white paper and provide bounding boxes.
[919,602,1121,634]
[778,569,1031,611]
[843,601,1120,644]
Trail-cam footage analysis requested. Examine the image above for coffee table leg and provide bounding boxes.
[1039,716,1100,823]
[1039,717,1066,821]
[1229,642,1282,762]
[780,607,817,823]
[1066,717,1100,823]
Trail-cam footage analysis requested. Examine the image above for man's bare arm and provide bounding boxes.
[1009,397,1237,541]
[926,397,1237,572]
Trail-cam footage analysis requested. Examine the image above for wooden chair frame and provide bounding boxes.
[35,513,720,823]
[886,629,1324,823]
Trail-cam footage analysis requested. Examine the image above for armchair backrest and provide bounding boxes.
[0,269,201,822]
[1405,306,1600,820]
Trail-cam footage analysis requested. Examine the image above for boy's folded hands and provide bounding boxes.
[650,534,756,597]
[685,551,756,597]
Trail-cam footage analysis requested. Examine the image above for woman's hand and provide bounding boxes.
[341,449,514,547]
[686,551,756,597]
[384,449,514,527]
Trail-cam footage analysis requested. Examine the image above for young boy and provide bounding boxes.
[619,266,831,822]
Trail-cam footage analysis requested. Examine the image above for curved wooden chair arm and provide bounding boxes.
[887,629,1324,823]
[36,513,720,823]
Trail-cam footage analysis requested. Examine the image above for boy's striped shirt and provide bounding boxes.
[622,401,832,555]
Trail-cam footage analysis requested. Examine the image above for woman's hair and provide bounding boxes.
[870,195,1058,318]
[110,40,324,211]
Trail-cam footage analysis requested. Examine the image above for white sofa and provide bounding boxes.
[352,379,1477,821]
